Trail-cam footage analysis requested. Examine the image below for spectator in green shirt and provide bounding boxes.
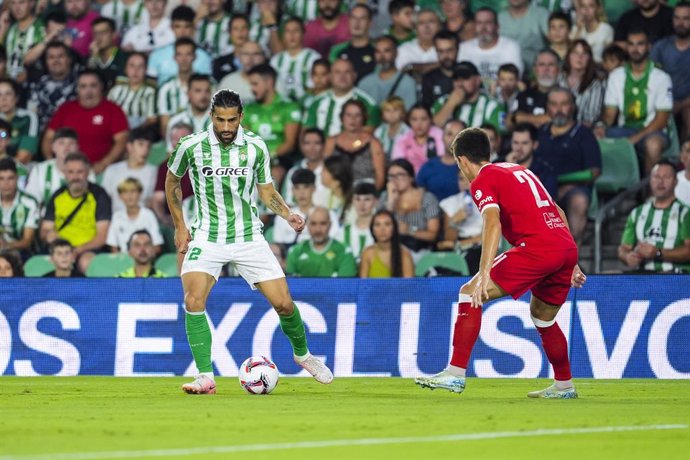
[245,63,302,185]
[286,206,357,277]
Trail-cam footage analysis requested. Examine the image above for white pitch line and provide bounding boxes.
[1,424,686,460]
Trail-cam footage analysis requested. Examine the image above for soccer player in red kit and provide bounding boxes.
[415,128,587,398]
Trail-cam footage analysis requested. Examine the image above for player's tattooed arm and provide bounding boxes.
[165,171,185,228]
[258,183,290,219]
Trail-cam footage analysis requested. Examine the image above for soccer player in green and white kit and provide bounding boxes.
[166,89,333,394]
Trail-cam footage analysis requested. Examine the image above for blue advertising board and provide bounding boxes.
[0,276,688,378]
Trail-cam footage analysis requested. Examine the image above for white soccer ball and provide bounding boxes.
[238,356,279,394]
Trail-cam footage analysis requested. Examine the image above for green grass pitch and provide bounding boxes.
[1,377,689,460]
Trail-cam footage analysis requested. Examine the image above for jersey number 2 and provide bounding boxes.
[513,170,551,208]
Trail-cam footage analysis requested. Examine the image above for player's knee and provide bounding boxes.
[272,298,294,316]
[460,283,472,296]
[184,291,206,313]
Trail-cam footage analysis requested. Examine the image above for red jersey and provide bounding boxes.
[470,162,576,250]
[48,99,129,164]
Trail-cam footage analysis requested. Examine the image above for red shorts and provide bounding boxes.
[490,245,579,306]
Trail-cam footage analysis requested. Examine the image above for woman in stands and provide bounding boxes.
[0,250,23,277]
[558,39,605,127]
[321,154,354,224]
[324,99,385,191]
[379,158,441,255]
[359,209,414,278]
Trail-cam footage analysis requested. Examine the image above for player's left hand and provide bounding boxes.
[471,272,490,308]
[571,265,586,288]
[287,213,305,233]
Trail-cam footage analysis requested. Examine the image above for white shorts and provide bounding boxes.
[181,238,285,289]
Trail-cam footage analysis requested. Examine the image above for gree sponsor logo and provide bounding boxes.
[201,166,250,176]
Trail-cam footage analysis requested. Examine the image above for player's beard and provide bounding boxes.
[675,26,690,39]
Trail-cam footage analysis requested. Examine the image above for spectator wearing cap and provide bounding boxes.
[512,49,561,129]
[421,30,459,110]
[432,61,505,134]
[457,7,523,92]
[42,70,129,174]
[358,35,417,110]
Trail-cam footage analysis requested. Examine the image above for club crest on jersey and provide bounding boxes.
[201,166,250,176]
[474,190,482,200]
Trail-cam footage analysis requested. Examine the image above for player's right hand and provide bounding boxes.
[175,227,191,254]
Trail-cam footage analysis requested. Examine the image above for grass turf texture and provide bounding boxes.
[1,378,689,460]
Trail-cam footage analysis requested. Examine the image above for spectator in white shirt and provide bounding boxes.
[676,139,690,206]
[101,127,158,213]
[395,9,441,77]
[122,0,175,53]
[458,7,523,90]
[106,177,163,253]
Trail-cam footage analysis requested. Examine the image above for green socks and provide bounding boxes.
[279,305,309,357]
[185,311,213,373]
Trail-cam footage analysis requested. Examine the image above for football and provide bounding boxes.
[238,356,279,394]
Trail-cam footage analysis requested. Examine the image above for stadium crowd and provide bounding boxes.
[0,0,689,278]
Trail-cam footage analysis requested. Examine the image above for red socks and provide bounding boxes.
[449,299,481,370]
[535,321,572,381]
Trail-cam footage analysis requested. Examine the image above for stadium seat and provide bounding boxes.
[23,255,55,277]
[263,225,274,243]
[155,253,179,277]
[148,141,169,166]
[663,117,680,161]
[415,251,470,277]
[86,253,134,277]
[595,138,640,194]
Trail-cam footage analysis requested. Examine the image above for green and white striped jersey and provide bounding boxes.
[166,108,212,149]
[270,48,321,103]
[303,89,381,136]
[335,223,374,262]
[286,0,319,22]
[101,0,147,36]
[3,108,39,156]
[249,22,271,50]
[5,18,45,79]
[621,199,690,273]
[374,122,410,161]
[157,77,188,116]
[432,93,506,133]
[197,14,231,58]
[108,79,157,128]
[168,125,273,244]
[0,191,39,242]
